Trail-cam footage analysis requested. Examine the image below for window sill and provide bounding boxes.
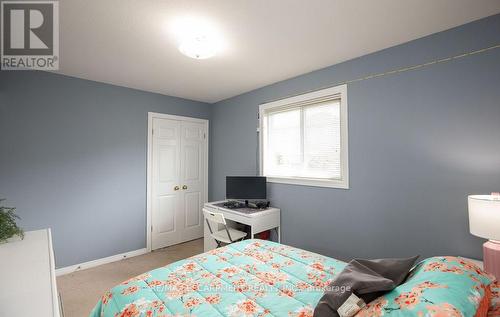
[266,176,349,189]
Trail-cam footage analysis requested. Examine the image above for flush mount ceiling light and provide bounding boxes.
[170,16,225,60]
[179,35,217,59]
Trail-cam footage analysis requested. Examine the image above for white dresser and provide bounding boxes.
[0,229,61,317]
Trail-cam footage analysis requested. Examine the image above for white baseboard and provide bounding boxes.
[56,248,149,276]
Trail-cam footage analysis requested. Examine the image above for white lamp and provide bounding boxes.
[468,194,500,279]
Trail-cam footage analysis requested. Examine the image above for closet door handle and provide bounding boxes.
[182,185,188,190]
[174,186,180,191]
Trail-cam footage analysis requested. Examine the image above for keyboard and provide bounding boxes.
[221,200,246,209]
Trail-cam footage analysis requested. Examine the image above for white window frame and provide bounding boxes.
[259,84,349,189]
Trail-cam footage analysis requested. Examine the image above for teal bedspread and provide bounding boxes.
[90,239,345,317]
[90,239,497,317]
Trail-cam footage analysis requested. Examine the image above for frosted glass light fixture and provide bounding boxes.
[171,17,224,60]
[179,35,217,59]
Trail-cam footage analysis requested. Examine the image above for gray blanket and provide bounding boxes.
[313,256,418,317]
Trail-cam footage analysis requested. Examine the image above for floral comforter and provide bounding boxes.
[90,239,498,317]
[489,281,500,316]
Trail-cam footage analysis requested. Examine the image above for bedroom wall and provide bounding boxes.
[210,14,500,261]
[0,71,211,268]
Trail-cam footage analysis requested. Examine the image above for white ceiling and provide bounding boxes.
[58,0,500,103]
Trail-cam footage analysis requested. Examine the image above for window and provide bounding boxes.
[259,85,348,188]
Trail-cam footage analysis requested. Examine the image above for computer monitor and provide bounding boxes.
[226,176,267,200]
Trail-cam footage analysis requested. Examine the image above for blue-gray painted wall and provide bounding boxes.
[210,14,500,261]
[1,15,499,268]
[0,71,211,267]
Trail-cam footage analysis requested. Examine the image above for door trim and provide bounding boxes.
[146,112,209,252]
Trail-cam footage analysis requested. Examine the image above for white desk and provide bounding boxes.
[203,201,280,251]
[0,229,61,317]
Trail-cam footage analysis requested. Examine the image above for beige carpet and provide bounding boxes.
[57,239,203,317]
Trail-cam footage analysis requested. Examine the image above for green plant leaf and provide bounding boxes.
[0,199,24,243]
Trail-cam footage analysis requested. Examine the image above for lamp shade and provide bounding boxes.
[468,195,500,241]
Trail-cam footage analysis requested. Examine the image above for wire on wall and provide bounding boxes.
[261,43,500,105]
[256,43,500,176]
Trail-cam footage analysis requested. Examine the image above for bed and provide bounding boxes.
[90,239,499,317]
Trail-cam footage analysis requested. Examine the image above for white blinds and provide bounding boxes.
[263,99,342,180]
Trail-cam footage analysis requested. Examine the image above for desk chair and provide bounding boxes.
[203,209,247,248]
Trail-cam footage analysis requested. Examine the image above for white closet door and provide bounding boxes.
[179,121,205,242]
[152,118,182,249]
[151,117,207,250]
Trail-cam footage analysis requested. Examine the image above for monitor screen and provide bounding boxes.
[226,176,267,200]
